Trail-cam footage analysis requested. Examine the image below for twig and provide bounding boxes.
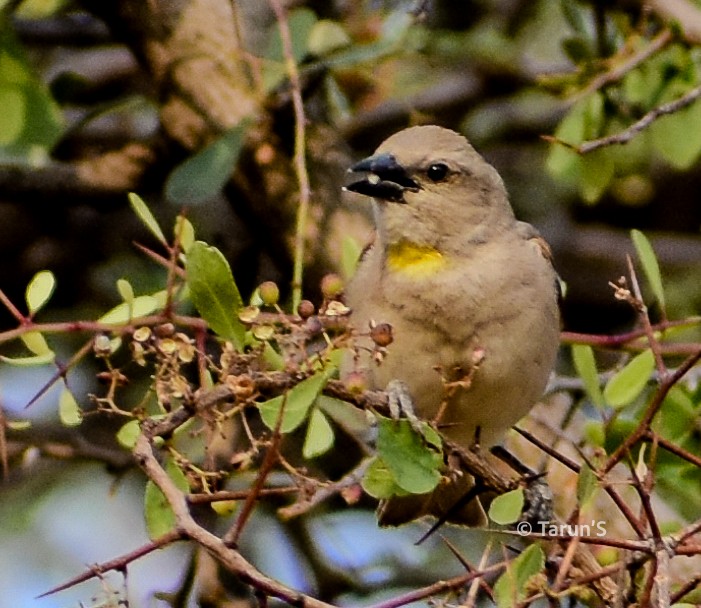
[603,347,701,474]
[644,430,701,468]
[572,29,673,103]
[366,561,507,608]
[572,83,701,154]
[277,457,373,520]
[38,530,183,598]
[269,0,311,312]
[133,426,338,608]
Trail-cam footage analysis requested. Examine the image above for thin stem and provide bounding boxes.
[269,0,311,312]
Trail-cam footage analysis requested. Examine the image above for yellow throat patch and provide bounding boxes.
[386,241,446,277]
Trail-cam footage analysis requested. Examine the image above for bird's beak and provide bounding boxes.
[344,152,420,202]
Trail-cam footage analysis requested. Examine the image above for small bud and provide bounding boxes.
[297,299,315,319]
[131,341,147,366]
[345,371,367,394]
[370,322,393,347]
[225,374,255,400]
[304,316,323,337]
[325,300,350,316]
[258,281,280,306]
[252,324,275,341]
[320,273,344,299]
[239,306,260,324]
[133,326,152,343]
[154,323,175,338]
[158,338,177,354]
[93,334,113,357]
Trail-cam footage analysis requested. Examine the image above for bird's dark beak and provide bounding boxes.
[344,152,419,202]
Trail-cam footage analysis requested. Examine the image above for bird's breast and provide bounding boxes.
[385,241,448,279]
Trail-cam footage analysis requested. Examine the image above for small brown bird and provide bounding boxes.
[343,125,560,526]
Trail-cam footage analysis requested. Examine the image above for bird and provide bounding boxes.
[342,125,560,526]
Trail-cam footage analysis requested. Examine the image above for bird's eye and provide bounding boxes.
[426,163,449,182]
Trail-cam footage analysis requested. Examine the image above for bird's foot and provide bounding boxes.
[386,379,424,435]
[520,474,554,528]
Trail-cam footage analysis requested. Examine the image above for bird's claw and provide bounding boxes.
[387,379,424,435]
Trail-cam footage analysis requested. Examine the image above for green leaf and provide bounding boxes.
[317,395,370,436]
[262,341,285,371]
[25,269,55,315]
[546,93,603,181]
[561,36,592,63]
[128,193,166,244]
[20,330,52,356]
[0,87,25,145]
[603,349,655,409]
[302,408,335,458]
[583,420,606,447]
[488,488,525,525]
[174,216,195,253]
[58,388,81,426]
[494,544,545,608]
[307,19,351,56]
[185,241,245,348]
[361,457,406,499]
[571,344,604,408]
[117,278,134,304]
[258,371,330,433]
[117,419,141,449]
[376,415,441,495]
[631,229,665,311]
[0,352,55,366]
[144,458,190,540]
[654,385,697,442]
[98,294,159,325]
[580,148,614,203]
[650,86,701,170]
[165,125,248,205]
[576,461,598,506]
[0,29,64,155]
[7,419,31,430]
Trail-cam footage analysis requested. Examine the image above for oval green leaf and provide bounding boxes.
[128,193,166,244]
[174,216,195,253]
[376,415,441,495]
[259,371,329,433]
[576,461,598,506]
[98,294,159,325]
[59,388,82,427]
[631,229,665,312]
[604,349,655,409]
[165,125,247,205]
[117,419,141,449]
[302,408,335,459]
[361,457,406,500]
[571,344,604,408]
[117,278,134,304]
[488,488,525,525]
[144,458,190,540]
[25,270,56,315]
[0,352,55,366]
[185,241,245,348]
[494,544,545,608]
[20,331,52,356]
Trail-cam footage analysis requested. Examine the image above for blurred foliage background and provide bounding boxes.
[2,0,701,606]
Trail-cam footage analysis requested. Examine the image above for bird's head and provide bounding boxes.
[345,125,514,249]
